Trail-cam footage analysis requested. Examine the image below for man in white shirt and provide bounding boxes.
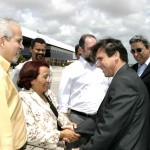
[11,38,53,91]
[129,35,150,150]
[58,34,111,149]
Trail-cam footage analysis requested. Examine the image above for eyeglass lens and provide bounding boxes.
[131,48,142,54]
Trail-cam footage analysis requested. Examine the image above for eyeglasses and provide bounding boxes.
[13,38,23,45]
[130,48,143,54]
[4,36,23,45]
[40,74,52,81]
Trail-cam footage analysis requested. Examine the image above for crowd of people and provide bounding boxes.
[0,17,150,150]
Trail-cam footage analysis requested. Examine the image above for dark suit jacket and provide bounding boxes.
[132,62,150,150]
[132,62,150,97]
[80,64,149,150]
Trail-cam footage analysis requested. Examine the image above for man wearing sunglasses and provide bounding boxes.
[129,34,150,150]
[129,35,150,94]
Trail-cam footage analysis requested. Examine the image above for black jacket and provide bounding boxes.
[80,64,149,150]
[132,62,150,150]
[132,62,150,97]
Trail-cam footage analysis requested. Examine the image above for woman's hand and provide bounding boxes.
[60,129,80,143]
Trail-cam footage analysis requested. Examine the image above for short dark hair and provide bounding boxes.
[75,44,80,55]
[17,60,49,90]
[93,37,128,63]
[79,34,96,49]
[129,35,150,48]
[30,38,46,48]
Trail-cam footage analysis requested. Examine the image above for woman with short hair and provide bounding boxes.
[18,60,80,150]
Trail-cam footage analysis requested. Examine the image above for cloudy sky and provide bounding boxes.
[1,0,150,63]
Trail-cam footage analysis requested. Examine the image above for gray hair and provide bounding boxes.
[0,18,20,40]
[129,34,150,48]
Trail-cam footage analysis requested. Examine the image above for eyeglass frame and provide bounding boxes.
[39,74,52,81]
[3,35,23,45]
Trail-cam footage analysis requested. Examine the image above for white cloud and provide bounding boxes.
[0,0,150,64]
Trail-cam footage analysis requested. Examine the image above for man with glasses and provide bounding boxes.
[129,34,150,150]
[0,18,27,150]
[129,35,150,95]
[12,38,53,91]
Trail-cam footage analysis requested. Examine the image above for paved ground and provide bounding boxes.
[51,66,65,96]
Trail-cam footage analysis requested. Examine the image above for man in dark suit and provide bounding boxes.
[129,34,150,98]
[129,34,150,149]
[77,38,149,150]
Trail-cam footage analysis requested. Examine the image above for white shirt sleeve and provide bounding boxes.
[57,67,73,113]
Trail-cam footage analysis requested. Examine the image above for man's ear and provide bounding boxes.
[114,51,120,62]
[79,47,83,54]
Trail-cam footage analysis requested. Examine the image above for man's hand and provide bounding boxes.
[61,122,77,131]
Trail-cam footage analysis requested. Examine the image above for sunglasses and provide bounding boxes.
[130,48,143,54]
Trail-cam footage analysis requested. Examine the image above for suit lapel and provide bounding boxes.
[131,63,138,72]
[140,62,150,78]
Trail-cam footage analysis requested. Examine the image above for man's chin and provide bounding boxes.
[12,56,18,63]
[37,58,45,61]
[85,57,95,64]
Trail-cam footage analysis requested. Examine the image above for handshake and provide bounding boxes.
[59,116,95,149]
[59,122,81,143]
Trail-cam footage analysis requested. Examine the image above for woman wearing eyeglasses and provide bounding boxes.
[17,60,80,150]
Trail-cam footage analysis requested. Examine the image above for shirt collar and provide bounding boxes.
[0,55,10,72]
[138,57,150,67]
[145,57,150,66]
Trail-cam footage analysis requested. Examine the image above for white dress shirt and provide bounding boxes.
[58,57,111,114]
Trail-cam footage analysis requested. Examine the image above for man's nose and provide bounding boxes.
[20,43,24,50]
[133,51,139,56]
